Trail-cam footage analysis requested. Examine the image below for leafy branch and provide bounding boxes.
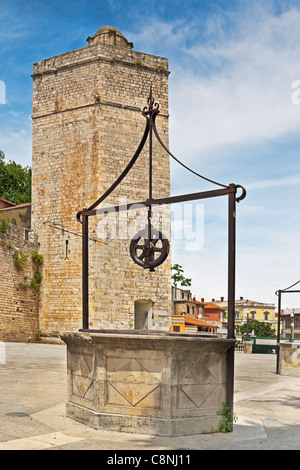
[171,263,192,287]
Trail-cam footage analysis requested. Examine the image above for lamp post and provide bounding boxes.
[290,310,295,342]
[246,312,250,339]
[174,283,177,316]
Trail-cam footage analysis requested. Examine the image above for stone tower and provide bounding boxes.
[31,26,171,340]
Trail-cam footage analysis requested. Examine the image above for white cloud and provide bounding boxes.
[166,7,300,161]
[125,18,192,56]
[246,174,300,190]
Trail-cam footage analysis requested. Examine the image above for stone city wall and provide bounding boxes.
[0,223,40,342]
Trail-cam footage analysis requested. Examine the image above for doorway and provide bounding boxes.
[134,301,153,330]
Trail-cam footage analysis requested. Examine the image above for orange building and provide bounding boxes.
[203,302,226,323]
[171,287,220,335]
[170,315,218,335]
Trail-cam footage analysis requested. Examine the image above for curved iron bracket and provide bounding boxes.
[235,185,247,203]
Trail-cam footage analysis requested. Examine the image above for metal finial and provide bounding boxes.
[143,85,160,116]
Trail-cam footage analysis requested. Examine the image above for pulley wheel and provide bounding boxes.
[130,226,169,271]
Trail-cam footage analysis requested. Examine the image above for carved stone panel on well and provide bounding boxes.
[72,375,94,402]
[70,353,94,377]
[70,352,94,402]
[177,353,223,411]
[105,356,162,409]
[178,383,220,410]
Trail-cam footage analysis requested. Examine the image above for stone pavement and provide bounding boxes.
[0,341,300,451]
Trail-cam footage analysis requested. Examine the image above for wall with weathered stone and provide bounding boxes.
[0,223,40,342]
[31,29,172,339]
[0,204,32,229]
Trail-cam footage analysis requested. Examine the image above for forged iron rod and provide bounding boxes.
[276,290,300,293]
[276,290,281,374]
[83,186,238,218]
[226,185,236,422]
[82,212,89,330]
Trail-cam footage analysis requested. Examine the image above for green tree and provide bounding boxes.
[172,264,192,316]
[171,264,192,287]
[237,319,276,337]
[0,150,31,204]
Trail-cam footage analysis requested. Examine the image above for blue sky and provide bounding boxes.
[1,0,300,308]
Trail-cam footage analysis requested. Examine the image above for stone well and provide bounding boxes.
[278,341,300,377]
[61,330,235,436]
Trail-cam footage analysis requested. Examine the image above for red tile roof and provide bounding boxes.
[184,316,218,329]
[204,302,225,310]
[0,202,31,211]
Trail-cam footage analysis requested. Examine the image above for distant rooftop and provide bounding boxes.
[0,202,31,211]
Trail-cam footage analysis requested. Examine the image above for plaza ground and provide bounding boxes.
[0,341,299,450]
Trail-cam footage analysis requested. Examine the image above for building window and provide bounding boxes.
[187,305,190,314]
[264,311,269,321]
[235,311,239,320]
[250,311,256,320]
[173,325,180,332]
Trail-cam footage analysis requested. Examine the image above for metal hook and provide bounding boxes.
[235,185,247,202]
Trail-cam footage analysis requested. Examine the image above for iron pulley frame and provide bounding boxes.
[77,87,246,422]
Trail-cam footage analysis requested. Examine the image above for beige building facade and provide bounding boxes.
[31,26,172,340]
[215,297,276,332]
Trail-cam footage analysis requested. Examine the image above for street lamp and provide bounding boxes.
[245,312,250,340]
[290,310,295,342]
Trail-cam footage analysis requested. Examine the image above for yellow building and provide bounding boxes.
[214,297,277,333]
[170,315,218,335]
[171,286,218,335]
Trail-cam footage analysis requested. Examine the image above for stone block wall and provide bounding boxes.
[31,29,172,338]
[0,223,40,342]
